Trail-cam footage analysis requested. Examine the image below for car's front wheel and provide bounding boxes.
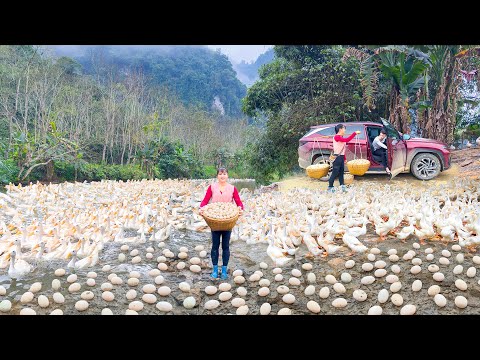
[411,153,441,180]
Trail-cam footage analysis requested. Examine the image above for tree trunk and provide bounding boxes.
[424,52,460,144]
[46,159,54,181]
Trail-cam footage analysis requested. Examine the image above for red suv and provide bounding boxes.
[298,119,451,180]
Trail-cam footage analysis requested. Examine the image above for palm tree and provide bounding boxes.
[343,46,431,134]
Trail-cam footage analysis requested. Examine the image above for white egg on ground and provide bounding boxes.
[466,267,476,278]
[260,303,271,315]
[400,304,416,315]
[156,301,173,312]
[433,272,445,282]
[332,298,347,308]
[353,289,367,302]
[81,291,94,301]
[325,274,337,284]
[53,292,65,304]
[368,306,383,315]
[126,289,137,300]
[75,300,89,311]
[157,286,171,296]
[102,291,115,302]
[434,294,447,307]
[345,260,355,269]
[341,273,352,283]
[52,279,61,291]
[390,282,402,293]
[219,283,231,292]
[453,265,463,275]
[362,263,374,271]
[54,268,66,276]
[289,277,301,286]
[455,296,468,309]
[412,280,422,292]
[232,269,243,277]
[378,289,389,304]
[391,294,403,306]
[391,265,401,274]
[427,285,441,296]
[455,279,468,291]
[236,287,247,297]
[181,296,195,309]
[307,301,321,313]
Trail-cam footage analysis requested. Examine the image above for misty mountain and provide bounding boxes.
[50,45,247,117]
[233,48,275,87]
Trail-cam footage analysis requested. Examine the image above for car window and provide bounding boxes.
[343,124,365,139]
[367,127,381,143]
[303,126,335,138]
[317,127,336,136]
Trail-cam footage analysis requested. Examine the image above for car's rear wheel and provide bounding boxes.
[411,153,441,180]
[312,154,332,181]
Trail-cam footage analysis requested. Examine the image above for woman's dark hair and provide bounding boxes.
[217,167,228,175]
[380,128,387,135]
[335,124,345,134]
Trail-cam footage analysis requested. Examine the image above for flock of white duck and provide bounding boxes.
[0,177,479,314]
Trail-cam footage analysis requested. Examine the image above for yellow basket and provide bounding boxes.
[344,173,354,185]
[306,164,329,179]
[202,212,239,231]
[346,159,370,176]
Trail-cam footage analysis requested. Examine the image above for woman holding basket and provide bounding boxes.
[327,124,361,193]
[199,167,244,279]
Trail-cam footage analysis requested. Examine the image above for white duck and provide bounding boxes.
[266,236,292,267]
[8,250,32,279]
[302,232,323,256]
[346,217,368,238]
[342,233,368,253]
[67,249,78,270]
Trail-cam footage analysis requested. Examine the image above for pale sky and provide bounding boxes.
[207,45,273,64]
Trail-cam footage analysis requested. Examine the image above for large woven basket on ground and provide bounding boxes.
[346,159,370,176]
[202,213,239,231]
[344,173,354,185]
[306,164,330,179]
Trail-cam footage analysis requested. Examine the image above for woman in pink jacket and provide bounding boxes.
[199,167,244,279]
[327,124,360,193]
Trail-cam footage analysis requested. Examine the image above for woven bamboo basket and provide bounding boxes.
[344,173,354,185]
[346,159,371,176]
[306,164,329,179]
[202,212,239,231]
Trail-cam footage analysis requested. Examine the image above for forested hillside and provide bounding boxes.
[51,45,247,117]
[234,48,275,86]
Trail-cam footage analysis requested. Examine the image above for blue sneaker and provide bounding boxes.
[327,186,335,193]
[211,265,219,279]
[220,266,228,279]
[340,185,348,193]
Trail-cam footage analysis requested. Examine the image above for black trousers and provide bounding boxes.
[211,230,231,266]
[328,155,345,187]
[373,148,388,169]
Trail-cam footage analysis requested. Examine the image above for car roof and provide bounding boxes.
[311,121,382,129]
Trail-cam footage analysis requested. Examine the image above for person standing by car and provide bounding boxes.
[372,128,392,177]
[327,124,360,193]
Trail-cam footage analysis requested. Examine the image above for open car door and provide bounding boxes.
[388,137,407,178]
